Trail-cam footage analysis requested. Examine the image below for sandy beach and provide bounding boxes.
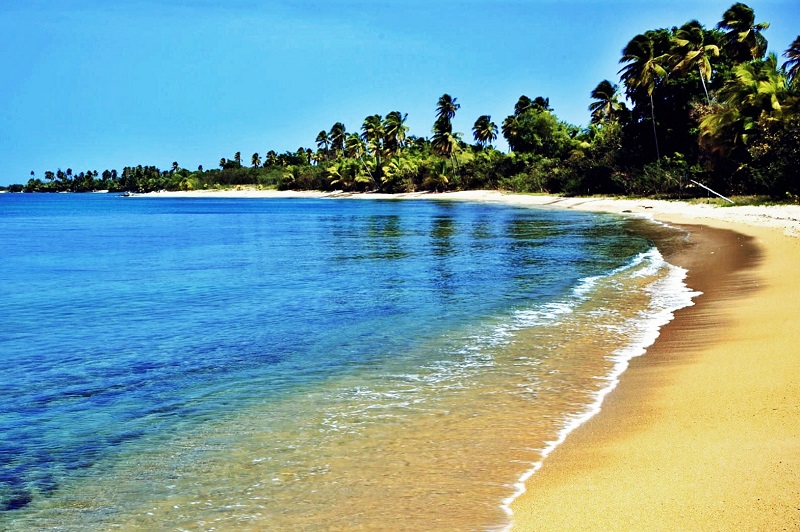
[147,188,800,529]
[508,203,800,530]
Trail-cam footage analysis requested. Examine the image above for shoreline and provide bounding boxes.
[143,188,800,528]
[507,209,800,527]
[141,188,800,237]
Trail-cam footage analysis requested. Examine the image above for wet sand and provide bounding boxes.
[508,215,800,529]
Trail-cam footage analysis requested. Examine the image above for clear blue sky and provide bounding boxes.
[1,0,798,186]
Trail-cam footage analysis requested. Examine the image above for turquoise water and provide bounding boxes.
[0,194,694,530]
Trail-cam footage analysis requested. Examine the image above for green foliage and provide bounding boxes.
[501,107,576,158]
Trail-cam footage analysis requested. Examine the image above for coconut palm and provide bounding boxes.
[700,53,788,158]
[532,96,551,112]
[472,115,498,148]
[345,133,366,159]
[252,152,261,169]
[619,33,669,159]
[361,115,385,157]
[383,111,408,157]
[431,123,461,178]
[501,115,521,152]
[315,130,331,158]
[382,154,418,193]
[330,122,347,156]
[436,94,460,121]
[671,20,720,104]
[718,2,770,62]
[724,53,788,116]
[514,95,533,116]
[234,152,242,166]
[588,80,625,123]
[783,35,800,88]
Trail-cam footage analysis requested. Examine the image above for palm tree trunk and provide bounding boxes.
[699,66,711,104]
[650,93,661,161]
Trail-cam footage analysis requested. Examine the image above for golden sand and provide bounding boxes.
[508,214,800,530]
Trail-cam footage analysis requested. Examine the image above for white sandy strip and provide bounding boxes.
[142,189,800,238]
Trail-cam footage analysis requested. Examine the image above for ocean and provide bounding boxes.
[0,193,697,530]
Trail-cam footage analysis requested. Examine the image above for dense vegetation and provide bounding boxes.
[8,3,799,199]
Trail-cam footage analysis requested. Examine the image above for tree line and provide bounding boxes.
[9,3,799,199]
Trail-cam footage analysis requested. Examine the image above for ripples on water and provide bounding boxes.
[0,194,696,530]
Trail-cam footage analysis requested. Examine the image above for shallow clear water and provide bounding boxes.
[0,194,695,530]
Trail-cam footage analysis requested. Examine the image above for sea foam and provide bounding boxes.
[499,246,701,528]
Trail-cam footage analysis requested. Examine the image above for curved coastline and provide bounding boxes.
[498,245,701,523]
[507,211,800,529]
[139,188,800,528]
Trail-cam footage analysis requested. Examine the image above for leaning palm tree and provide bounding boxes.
[718,2,770,62]
[472,115,498,148]
[588,80,625,123]
[783,35,800,89]
[672,20,720,104]
[619,33,669,159]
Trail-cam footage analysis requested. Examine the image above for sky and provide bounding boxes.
[1,0,798,186]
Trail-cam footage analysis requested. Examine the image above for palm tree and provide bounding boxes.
[383,111,408,157]
[672,20,720,104]
[252,152,261,169]
[316,130,331,158]
[532,96,551,112]
[361,114,385,187]
[345,133,366,159]
[718,2,769,62]
[361,115,385,157]
[588,80,625,123]
[431,122,461,178]
[700,53,788,158]
[501,115,521,152]
[234,152,242,167]
[330,122,347,157]
[727,53,788,116]
[619,33,669,159]
[514,95,533,116]
[436,94,460,121]
[472,115,498,148]
[783,35,800,88]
